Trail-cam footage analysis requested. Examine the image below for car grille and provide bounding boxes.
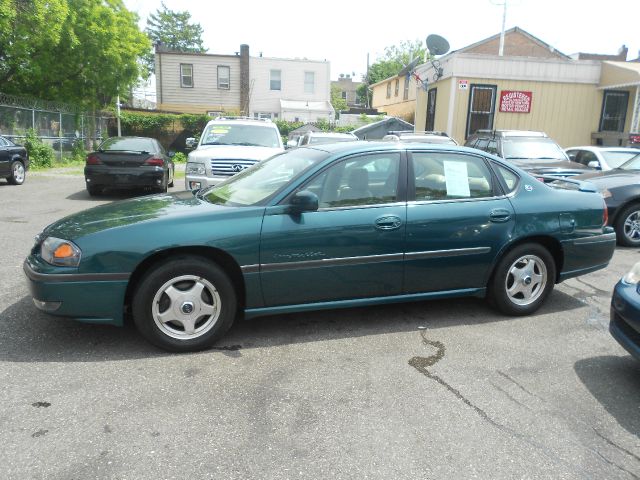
[210,159,257,176]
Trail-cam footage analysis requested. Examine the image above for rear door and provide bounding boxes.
[0,137,9,176]
[404,150,515,293]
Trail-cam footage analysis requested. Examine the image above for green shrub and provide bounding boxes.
[172,152,187,163]
[23,129,54,169]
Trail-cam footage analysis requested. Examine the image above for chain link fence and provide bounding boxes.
[0,92,113,159]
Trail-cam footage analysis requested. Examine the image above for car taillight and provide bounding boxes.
[144,157,164,166]
[602,198,609,227]
[86,154,102,165]
[629,134,640,145]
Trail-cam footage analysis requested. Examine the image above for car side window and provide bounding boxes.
[580,151,598,167]
[493,163,519,193]
[475,139,489,151]
[487,140,499,155]
[566,149,578,161]
[0,137,7,147]
[303,152,401,208]
[411,152,494,201]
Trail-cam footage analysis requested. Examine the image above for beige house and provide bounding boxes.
[372,27,639,147]
[370,73,418,123]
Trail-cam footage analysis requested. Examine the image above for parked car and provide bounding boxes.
[610,262,640,360]
[383,131,457,145]
[25,143,616,352]
[185,117,284,190]
[297,131,358,146]
[565,146,640,171]
[571,154,640,246]
[52,133,79,152]
[465,130,589,179]
[0,135,29,185]
[84,136,175,196]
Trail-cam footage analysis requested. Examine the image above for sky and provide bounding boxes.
[124,0,639,85]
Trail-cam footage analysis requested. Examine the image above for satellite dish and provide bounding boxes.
[398,57,420,76]
[426,34,450,56]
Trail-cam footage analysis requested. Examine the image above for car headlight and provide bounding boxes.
[41,237,82,267]
[601,188,612,199]
[623,262,640,285]
[186,162,206,176]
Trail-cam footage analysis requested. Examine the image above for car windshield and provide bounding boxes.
[619,153,640,170]
[200,148,328,206]
[601,150,640,168]
[200,124,281,148]
[308,135,356,145]
[99,137,155,153]
[502,137,567,161]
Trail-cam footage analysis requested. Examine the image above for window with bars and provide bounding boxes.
[466,85,497,138]
[599,90,629,132]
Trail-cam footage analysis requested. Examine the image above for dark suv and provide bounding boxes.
[465,130,589,179]
[0,135,29,185]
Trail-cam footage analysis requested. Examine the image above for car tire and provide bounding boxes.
[614,203,640,247]
[132,256,237,352]
[87,185,101,196]
[7,160,25,185]
[489,243,556,316]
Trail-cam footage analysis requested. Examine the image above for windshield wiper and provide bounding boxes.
[504,156,530,160]
[227,142,262,147]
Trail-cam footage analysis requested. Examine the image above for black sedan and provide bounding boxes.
[573,153,640,246]
[84,136,175,196]
[0,135,29,185]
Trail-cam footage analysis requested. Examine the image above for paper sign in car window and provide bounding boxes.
[443,161,470,197]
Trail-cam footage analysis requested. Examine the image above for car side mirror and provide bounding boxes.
[168,150,176,158]
[587,160,601,170]
[289,190,318,213]
[286,139,298,149]
[185,137,196,149]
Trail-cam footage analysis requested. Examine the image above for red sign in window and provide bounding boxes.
[499,90,532,113]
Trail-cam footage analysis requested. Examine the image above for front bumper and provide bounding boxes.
[23,257,129,326]
[610,280,640,360]
[184,173,231,190]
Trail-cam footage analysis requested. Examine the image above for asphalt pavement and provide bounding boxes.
[0,171,638,479]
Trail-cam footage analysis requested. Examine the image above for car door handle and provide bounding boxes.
[489,209,512,223]
[374,215,402,230]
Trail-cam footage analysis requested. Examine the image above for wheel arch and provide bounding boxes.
[611,198,640,226]
[123,246,246,319]
[487,235,564,286]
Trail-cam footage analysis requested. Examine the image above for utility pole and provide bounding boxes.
[498,0,507,56]
[116,95,121,137]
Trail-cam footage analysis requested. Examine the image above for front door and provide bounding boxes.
[260,151,406,306]
[404,150,515,294]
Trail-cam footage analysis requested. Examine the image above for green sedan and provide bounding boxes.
[24,143,616,352]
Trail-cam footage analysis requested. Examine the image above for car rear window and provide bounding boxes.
[100,138,156,153]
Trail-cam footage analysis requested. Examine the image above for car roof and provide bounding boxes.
[565,146,640,152]
[305,141,488,157]
[307,132,356,137]
[475,130,547,138]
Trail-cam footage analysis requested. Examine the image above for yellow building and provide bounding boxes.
[372,28,640,147]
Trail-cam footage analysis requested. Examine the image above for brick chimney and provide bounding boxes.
[617,45,628,61]
[240,44,250,115]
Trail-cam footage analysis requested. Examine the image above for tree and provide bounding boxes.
[361,39,427,106]
[143,2,206,74]
[331,85,348,113]
[0,0,150,110]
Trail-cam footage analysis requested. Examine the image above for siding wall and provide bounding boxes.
[371,76,418,122]
[249,57,331,117]
[156,52,241,113]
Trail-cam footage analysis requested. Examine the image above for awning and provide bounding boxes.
[598,61,640,90]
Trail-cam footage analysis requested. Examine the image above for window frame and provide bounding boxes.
[217,65,230,90]
[403,77,410,100]
[270,69,282,91]
[304,71,315,94]
[599,90,629,132]
[425,88,437,131]
[386,82,391,98]
[394,79,400,97]
[465,84,497,139]
[180,63,194,88]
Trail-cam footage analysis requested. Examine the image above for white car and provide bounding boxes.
[185,117,284,190]
[565,146,640,171]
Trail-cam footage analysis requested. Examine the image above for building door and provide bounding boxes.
[425,88,437,131]
[599,90,629,132]
[466,85,497,139]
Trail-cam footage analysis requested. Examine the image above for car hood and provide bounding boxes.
[43,191,230,239]
[572,169,640,189]
[189,145,283,161]
[508,158,590,174]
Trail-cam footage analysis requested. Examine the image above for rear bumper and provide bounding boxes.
[558,230,616,282]
[23,258,128,326]
[610,281,640,360]
[84,166,165,188]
